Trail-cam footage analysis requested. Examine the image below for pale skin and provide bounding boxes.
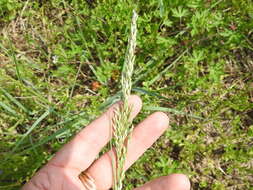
[22,95,191,190]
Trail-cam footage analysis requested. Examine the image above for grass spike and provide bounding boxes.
[112,10,138,190]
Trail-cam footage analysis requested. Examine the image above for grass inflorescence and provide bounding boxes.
[111,10,138,190]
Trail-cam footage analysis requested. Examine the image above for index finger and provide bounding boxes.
[47,95,142,174]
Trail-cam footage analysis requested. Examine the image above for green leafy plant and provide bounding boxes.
[0,0,20,22]
[171,6,189,24]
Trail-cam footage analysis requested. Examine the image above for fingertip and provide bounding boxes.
[151,112,170,130]
[166,174,191,190]
[153,111,170,123]
[129,94,142,110]
[129,94,142,102]
[134,173,190,190]
[127,94,142,119]
[107,94,142,119]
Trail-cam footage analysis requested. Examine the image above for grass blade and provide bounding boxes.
[133,59,159,85]
[0,101,17,115]
[148,49,188,85]
[8,39,22,83]
[144,106,204,120]
[12,111,90,154]
[21,127,68,153]
[99,93,121,110]
[10,108,51,154]
[132,87,172,102]
[0,87,29,114]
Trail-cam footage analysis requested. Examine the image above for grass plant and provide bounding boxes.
[111,10,138,190]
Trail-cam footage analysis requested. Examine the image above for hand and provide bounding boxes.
[22,95,190,190]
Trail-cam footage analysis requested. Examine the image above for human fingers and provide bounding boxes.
[134,174,191,190]
[48,95,142,174]
[21,170,86,190]
[86,112,170,190]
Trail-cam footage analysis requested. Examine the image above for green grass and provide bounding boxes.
[0,0,253,189]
